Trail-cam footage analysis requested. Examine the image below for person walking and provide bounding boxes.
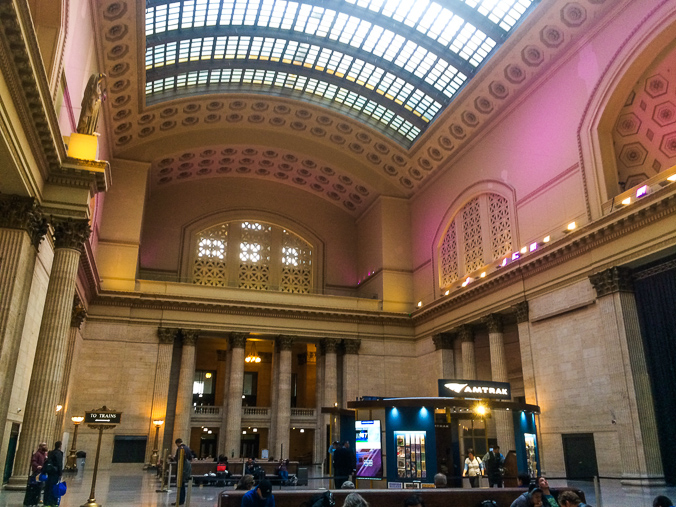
[482,445,505,488]
[173,438,194,506]
[23,442,48,507]
[463,449,483,488]
[42,442,63,507]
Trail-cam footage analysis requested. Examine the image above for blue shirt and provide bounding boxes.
[241,487,275,507]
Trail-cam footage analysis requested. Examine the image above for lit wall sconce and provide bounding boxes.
[417,301,422,307]
[300,429,305,433]
[564,222,576,233]
[543,236,550,243]
[621,197,631,206]
[242,430,247,434]
[205,372,212,379]
[444,290,450,296]
[520,246,527,254]
[480,272,486,278]
[253,428,258,432]
[56,405,63,413]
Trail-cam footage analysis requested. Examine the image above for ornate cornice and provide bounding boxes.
[514,301,529,324]
[432,333,454,351]
[275,335,295,351]
[458,325,474,343]
[216,349,228,361]
[157,327,179,344]
[343,339,361,355]
[229,332,248,349]
[52,218,91,251]
[70,296,87,329]
[181,329,199,346]
[321,338,341,354]
[484,314,503,334]
[0,194,48,248]
[589,267,634,298]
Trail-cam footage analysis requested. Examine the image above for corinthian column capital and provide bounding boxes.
[484,314,503,334]
[229,332,248,349]
[0,194,48,248]
[432,333,454,350]
[52,218,91,251]
[275,335,295,351]
[181,329,199,346]
[321,338,341,354]
[589,267,634,297]
[158,327,179,344]
[343,339,361,355]
[514,301,529,324]
[458,325,474,343]
[70,297,87,329]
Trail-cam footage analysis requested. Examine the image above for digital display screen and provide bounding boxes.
[355,420,382,478]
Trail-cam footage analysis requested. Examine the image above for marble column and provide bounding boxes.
[485,314,515,452]
[224,333,247,458]
[10,218,90,486]
[433,333,455,380]
[268,342,279,458]
[173,329,199,445]
[54,297,87,443]
[273,335,294,459]
[322,338,340,408]
[144,327,178,464]
[0,196,47,453]
[459,325,477,380]
[314,342,325,466]
[217,349,229,456]
[590,267,664,485]
[514,302,537,405]
[342,339,361,407]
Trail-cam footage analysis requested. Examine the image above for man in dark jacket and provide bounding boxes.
[482,446,505,487]
[42,442,63,507]
[241,479,275,507]
[332,442,352,489]
[173,438,194,506]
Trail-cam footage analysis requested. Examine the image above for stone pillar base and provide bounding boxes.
[620,475,666,487]
[4,475,28,490]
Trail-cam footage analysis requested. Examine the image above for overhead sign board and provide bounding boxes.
[85,410,122,425]
[438,379,511,400]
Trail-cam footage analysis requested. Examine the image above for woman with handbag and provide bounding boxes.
[23,442,48,507]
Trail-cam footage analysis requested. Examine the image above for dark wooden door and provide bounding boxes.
[562,433,598,480]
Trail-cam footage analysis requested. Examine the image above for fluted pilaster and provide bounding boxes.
[218,348,231,456]
[485,314,514,451]
[173,330,199,445]
[459,325,476,380]
[513,302,537,406]
[314,342,325,465]
[273,335,294,459]
[342,339,361,407]
[433,333,455,379]
[322,338,340,407]
[54,298,87,443]
[144,327,178,464]
[224,333,247,458]
[10,219,89,486]
[590,268,664,484]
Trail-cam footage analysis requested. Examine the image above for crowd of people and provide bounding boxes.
[22,441,64,507]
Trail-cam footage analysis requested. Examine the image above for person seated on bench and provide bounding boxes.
[216,455,230,477]
[277,459,289,484]
[237,475,255,491]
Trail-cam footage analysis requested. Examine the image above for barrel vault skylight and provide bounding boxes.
[145,0,538,146]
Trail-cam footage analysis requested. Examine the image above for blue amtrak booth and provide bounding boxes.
[348,379,540,488]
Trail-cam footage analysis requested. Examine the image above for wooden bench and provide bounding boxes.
[186,460,300,487]
[217,487,586,507]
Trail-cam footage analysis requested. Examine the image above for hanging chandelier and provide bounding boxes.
[245,342,261,363]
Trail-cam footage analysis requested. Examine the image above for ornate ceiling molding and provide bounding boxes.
[93,0,623,207]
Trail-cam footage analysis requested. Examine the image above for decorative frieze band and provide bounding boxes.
[589,266,634,298]
[343,339,361,355]
[229,332,248,349]
[514,301,529,324]
[0,194,48,248]
[157,327,179,344]
[52,218,91,251]
[275,335,294,351]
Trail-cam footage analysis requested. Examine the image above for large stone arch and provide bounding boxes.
[578,0,676,218]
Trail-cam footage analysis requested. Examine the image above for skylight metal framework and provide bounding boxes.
[145,0,536,145]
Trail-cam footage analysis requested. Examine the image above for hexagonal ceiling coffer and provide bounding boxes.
[660,132,676,158]
[615,113,641,137]
[653,101,676,127]
[645,74,668,98]
[618,142,648,167]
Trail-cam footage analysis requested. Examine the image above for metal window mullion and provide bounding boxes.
[269,226,283,290]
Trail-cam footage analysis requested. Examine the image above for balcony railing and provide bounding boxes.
[191,406,317,423]
[192,405,222,422]
[291,408,316,418]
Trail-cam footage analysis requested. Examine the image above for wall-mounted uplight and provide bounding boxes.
[621,197,631,206]
[636,185,648,198]
[566,222,576,232]
[461,277,473,287]
[668,175,676,182]
[208,430,212,434]
[242,430,247,434]
[519,246,527,254]
[203,427,208,432]
[56,405,63,413]
[444,290,450,296]
[417,301,423,307]
[253,428,258,432]
[480,272,486,278]
[543,236,550,243]
[300,428,305,433]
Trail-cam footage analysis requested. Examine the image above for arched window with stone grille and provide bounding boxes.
[192,220,313,293]
[438,192,514,292]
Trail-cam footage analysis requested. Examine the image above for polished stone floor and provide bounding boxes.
[1,465,675,506]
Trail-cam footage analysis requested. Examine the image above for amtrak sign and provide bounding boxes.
[438,379,511,400]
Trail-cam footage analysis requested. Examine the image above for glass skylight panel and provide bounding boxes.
[462,0,533,30]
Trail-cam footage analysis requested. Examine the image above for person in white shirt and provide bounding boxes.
[463,448,483,488]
